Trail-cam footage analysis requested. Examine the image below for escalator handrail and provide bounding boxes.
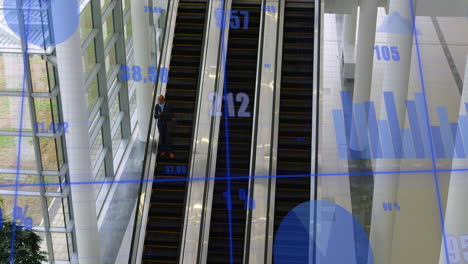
[243,0,287,262]
[128,1,180,263]
[174,0,217,262]
[243,0,268,262]
[310,0,322,262]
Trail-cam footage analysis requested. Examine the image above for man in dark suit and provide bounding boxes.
[154,95,175,158]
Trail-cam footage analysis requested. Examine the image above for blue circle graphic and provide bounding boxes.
[4,0,79,47]
[274,200,373,264]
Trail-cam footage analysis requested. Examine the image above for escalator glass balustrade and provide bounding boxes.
[142,1,208,263]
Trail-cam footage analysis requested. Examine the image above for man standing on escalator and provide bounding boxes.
[154,95,175,159]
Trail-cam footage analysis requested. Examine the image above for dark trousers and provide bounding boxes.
[158,123,173,152]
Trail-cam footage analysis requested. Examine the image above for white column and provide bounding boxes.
[349,0,378,155]
[352,0,378,103]
[369,0,414,263]
[342,6,357,80]
[438,55,468,264]
[131,0,153,142]
[56,31,101,264]
[343,6,357,46]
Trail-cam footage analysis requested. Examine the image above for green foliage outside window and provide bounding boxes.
[0,221,47,264]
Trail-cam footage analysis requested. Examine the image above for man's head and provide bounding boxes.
[158,95,165,105]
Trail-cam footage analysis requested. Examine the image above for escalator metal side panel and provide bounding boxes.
[206,1,262,263]
[178,0,233,263]
[128,1,181,263]
[245,1,284,263]
[196,1,235,263]
[309,0,322,262]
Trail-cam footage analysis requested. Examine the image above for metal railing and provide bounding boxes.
[127,1,179,262]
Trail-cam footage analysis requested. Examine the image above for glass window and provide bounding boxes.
[39,138,60,171]
[37,232,49,258]
[56,136,64,168]
[85,77,99,113]
[90,129,103,168]
[82,40,96,80]
[34,97,54,128]
[102,12,115,45]
[60,197,72,226]
[0,195,45,228]
[0,136,36,170]
[105,45,116,78]
[79,3,93,40]
[0,174,40,192]
[44,175,63,194]
[90,110,101,131]
[126,56,135,88]
[30,55,51,93]
[0,54,25,92]
[46,198,67,228]
[0,96,32,131]
[122,0,130,13]
[51,232,70,261]
[50,97,60,124]
[47,62,56,89]
[112,125,122,157]
[100,0,111,10]
[124,17,133,44]
[94,162,105,198]
[109,95,120,122]
[129,91,136,117]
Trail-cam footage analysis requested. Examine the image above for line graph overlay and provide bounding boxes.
[2,167,468,189]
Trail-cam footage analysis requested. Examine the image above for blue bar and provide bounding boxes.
[384,92,402,158]
[437,106,455,158]
[340,91,353,141]
[415,93,431,158]
[402,129,416,158]
[364,102,383,158]
[406,100,425,158]
[332,109,349,159]
[351,103,371,158]
[431,126,445,158]
[458,116,468,157]
[465,103,468,116]
[378,120,395,158]
[451,123,465,158]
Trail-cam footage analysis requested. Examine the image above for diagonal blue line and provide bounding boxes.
[218,1,234,263]
[409,0,450,263]
[10,0,33,263]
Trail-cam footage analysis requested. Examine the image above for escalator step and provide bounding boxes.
[144,1,207,263]
[274,2,315,259]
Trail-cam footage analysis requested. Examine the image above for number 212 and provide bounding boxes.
[209,92,250,117]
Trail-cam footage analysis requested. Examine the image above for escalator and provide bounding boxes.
[273,0,315,261]
[142,1,208,262]
[207,1,261,263]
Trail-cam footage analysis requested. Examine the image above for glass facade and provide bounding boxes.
[0,0,136,261]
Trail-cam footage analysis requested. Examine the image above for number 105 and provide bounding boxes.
[374,45,400,61]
